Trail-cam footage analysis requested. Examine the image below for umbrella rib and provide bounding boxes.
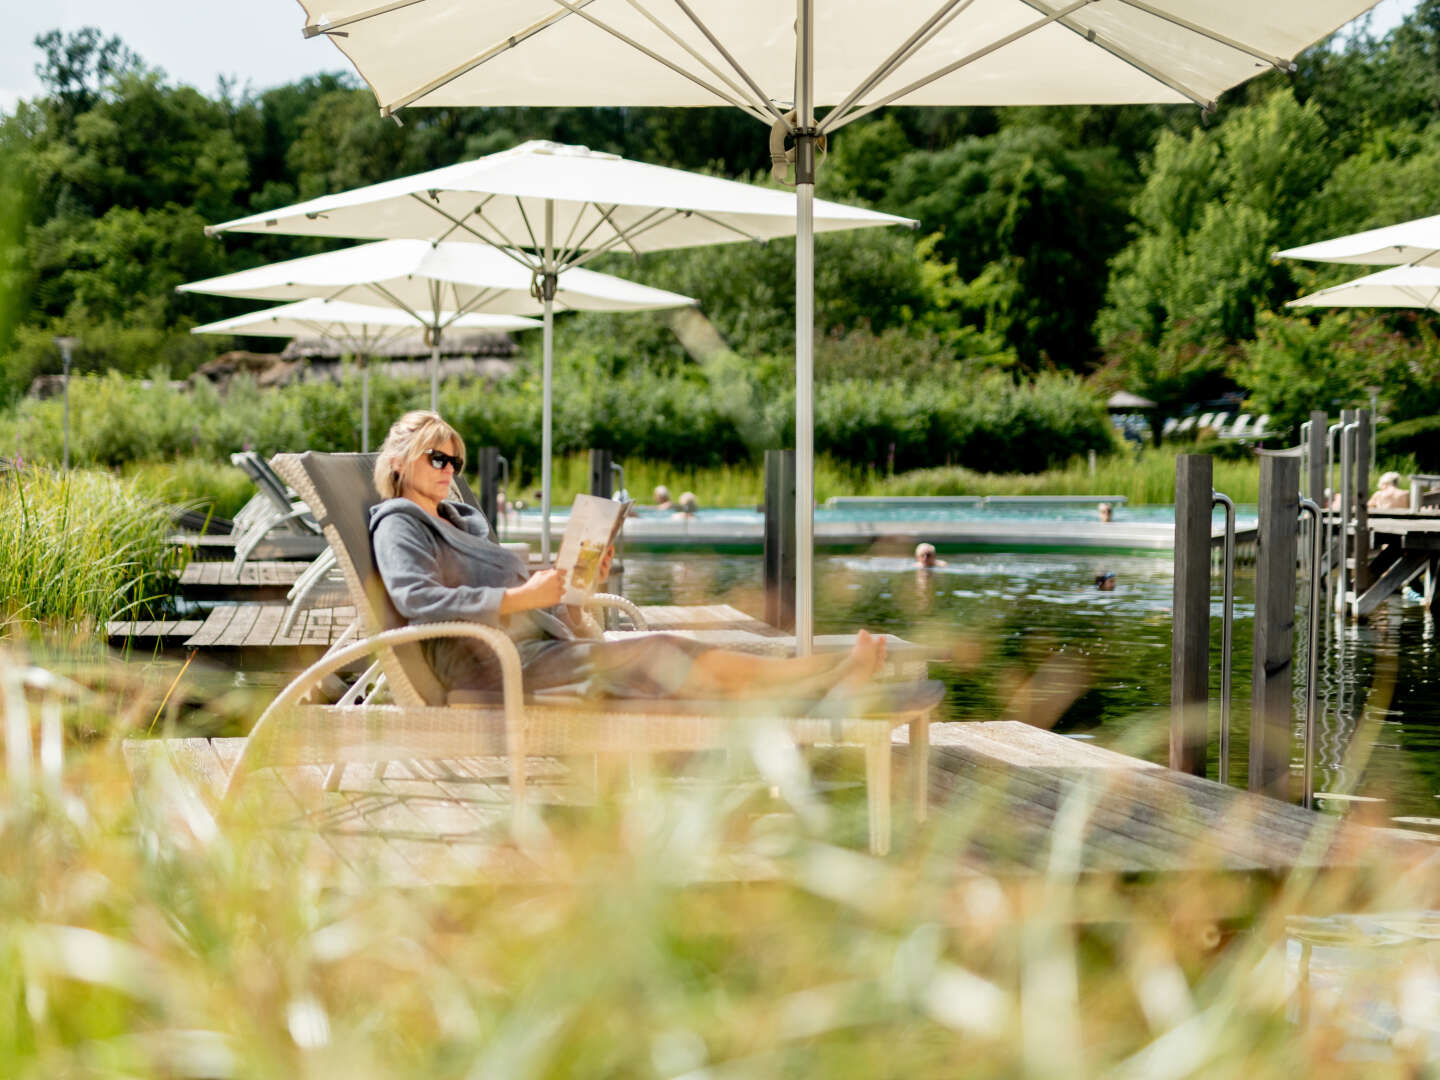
[302,0,427,38]
[621,0,779,122]
[1107,0,1291,70]
[823,0,1099,132]
[687,210,765,244]
[544,0,773,122]
[1014,0,1215,109]
[567,210,683,268]
[406,194,540,272]
[515,197,543,254]
[817,0,979,135]
[379,3,595,114]
[667,0,790,126]
[366,282,431,328]
[554,204,620,270]
[594,204,654,258]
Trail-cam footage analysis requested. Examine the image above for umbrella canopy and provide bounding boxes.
[180,239,700,315]
[190,296,542,341]
[291,0,1382,652]
[1277,214,1440,268]
[203,141,910,563]
[296,2,1375,117]
[206,140,911,252]
[1106,390,1157,410]
[1286,265,1440,312]
[191,298,541,451]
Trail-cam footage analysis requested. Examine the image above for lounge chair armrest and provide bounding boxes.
[585,593,648,630]
[224,622,526,802]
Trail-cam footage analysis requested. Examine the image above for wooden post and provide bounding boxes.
[588,448,613,500]
[764,450,797,632]
[1353,409,1371,597]
[475,446,500,532]
[1171,455,1212,776]
[1250,453,1300,799]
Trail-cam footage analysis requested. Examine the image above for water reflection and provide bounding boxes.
[621,551,1438,820]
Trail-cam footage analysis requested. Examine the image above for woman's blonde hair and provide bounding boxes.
[374,410,465,499]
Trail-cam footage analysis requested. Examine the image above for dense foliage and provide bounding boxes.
[4,8,1440,460]
[0,364,1113,480]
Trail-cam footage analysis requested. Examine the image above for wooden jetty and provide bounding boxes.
[169,532,328,560]
[1336,509,1440,617]
[178,560,309,602]
[122,720,1436,902]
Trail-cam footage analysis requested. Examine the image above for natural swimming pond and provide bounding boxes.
[620,550,1440,827]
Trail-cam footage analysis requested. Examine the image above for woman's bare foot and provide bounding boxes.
[839,629,886,691]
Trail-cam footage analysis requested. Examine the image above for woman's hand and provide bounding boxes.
[500,568,567,614]
[596,545,615,585]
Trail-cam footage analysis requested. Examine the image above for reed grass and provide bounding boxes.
[0,466,185,634]
[122,459,256,521]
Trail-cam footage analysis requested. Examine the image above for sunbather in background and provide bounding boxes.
[369,411,901,706]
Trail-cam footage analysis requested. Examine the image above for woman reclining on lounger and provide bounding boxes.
[370,411,910,706]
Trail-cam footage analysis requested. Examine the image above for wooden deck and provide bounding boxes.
[123,720,1436,896]
[107,604,357,654]
[1333,510,1440,616]
[177,560,310,602]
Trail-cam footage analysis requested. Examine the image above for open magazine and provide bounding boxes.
[555,493,632,605]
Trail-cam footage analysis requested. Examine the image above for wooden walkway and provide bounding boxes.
[123,720,1437,896]
[107,604,357,654]
[177,560,309,602]
[108,603,788,657]
[1337,510,1440,616]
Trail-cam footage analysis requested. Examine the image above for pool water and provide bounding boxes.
[516,504,1260,527]
[620,551,1440,827]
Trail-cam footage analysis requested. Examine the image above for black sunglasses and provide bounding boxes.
[426,449,464,472]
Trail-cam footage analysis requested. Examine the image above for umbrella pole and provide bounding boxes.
[429,339,440,411]
[794,0,816,656]
[361,359,370,453]
[541,203,556,564]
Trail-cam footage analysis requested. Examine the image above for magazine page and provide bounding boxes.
[554,494,630,605]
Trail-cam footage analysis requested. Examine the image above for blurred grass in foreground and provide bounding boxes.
[0,639,1434,1078]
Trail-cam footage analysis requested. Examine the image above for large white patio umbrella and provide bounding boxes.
[285,2,1380,652]
[1278,214,1440,269]
[181,235,700,554]
[1285,265,1440,313]
[191,297,541,451]
[203,141,910,569]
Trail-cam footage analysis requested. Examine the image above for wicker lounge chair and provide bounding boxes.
[222,451,933,854]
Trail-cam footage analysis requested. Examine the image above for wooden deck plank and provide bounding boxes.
[214,604,263,648]
[246,604,286,647]
[185,605,238,648]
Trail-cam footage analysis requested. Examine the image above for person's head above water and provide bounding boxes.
[374,410,465,506]
[653,484,671,504]
[1094,571,1117,590]
[677,491,698,514]
[915,542,940,568]
[1098,502,1113,522]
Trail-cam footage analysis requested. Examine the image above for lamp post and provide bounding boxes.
[53,337,78,470]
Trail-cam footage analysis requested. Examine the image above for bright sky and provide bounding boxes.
[0,0,1422,115]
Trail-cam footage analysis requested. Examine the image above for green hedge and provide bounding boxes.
[0,364,1115,481]
[1376,414,1440,471]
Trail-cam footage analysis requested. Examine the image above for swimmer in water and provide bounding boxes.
[915,542,947,568]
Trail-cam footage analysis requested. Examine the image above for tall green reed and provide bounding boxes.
[0,467,185,634]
